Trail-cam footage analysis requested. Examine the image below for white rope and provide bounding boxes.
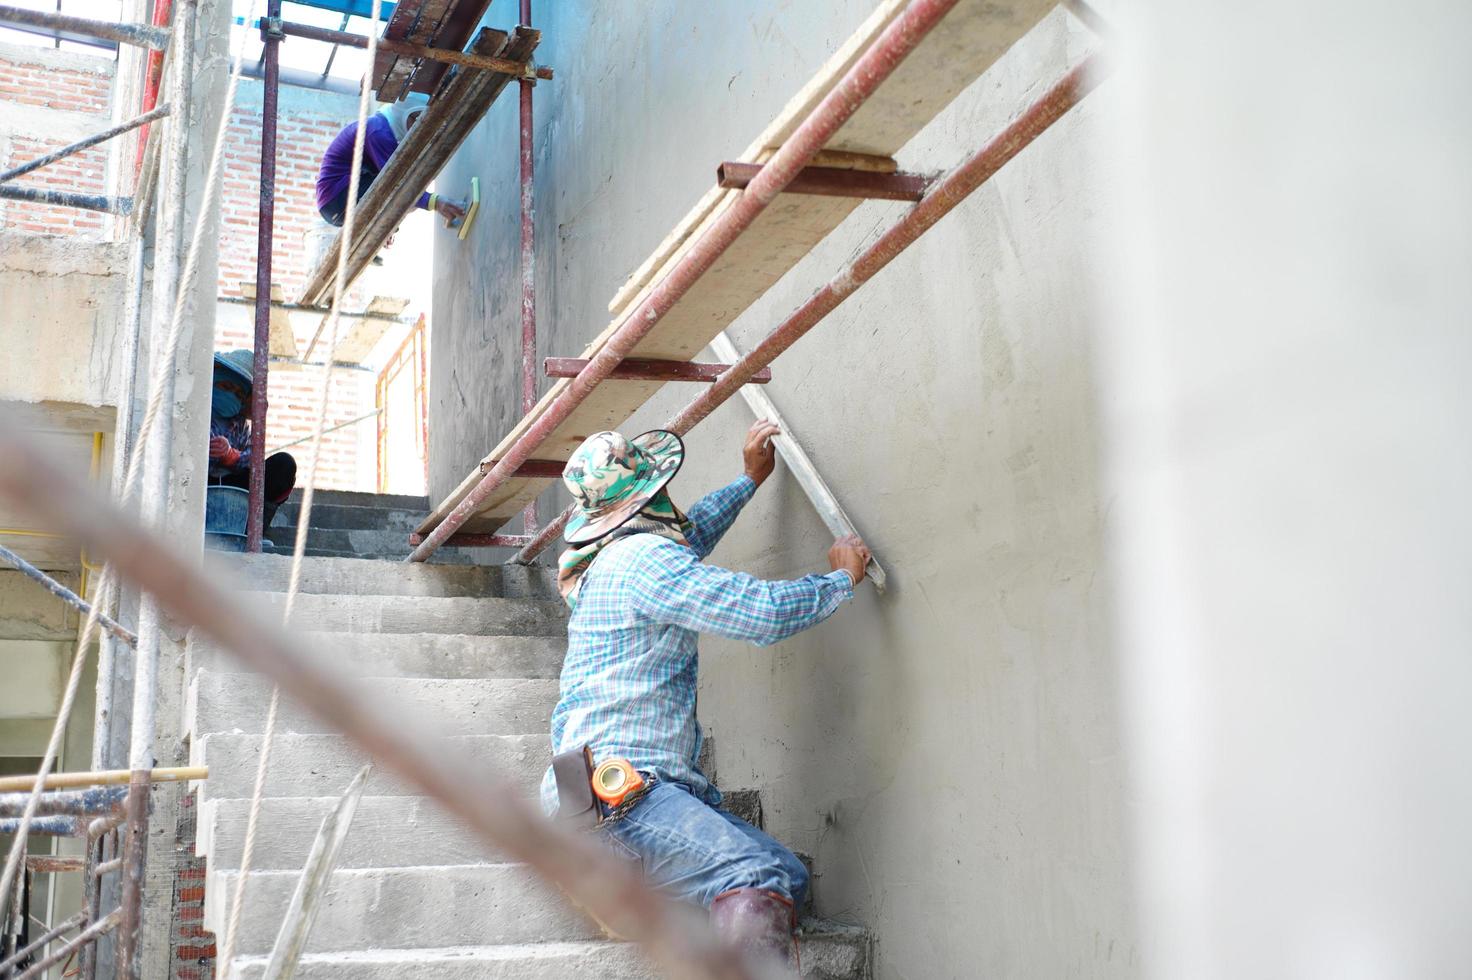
[217,3,385,973]
[0,0,259,919]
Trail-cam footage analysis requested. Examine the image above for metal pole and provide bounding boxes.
[518,0,538,537]
[276,19,552,79]
[408,0,962,563]
[0,419,762,980]
[0,544,137,647]
[0,104,169,185]
[0,185,131,214]
[509,56,1106,566]
[247,2,282,554]
[0,4,170,49]
[11,910,119,980]
[137,0,173,171]
[117,0,196,971]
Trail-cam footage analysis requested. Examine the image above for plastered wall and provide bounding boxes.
[432,4,1132,976]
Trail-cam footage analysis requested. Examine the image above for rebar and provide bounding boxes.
[0,185,131,214]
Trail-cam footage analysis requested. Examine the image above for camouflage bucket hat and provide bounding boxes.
[562,429,684,544]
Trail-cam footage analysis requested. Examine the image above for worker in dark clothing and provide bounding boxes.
[208,349,295,528]
[315,93,465,227]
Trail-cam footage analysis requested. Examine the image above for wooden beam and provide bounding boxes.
[543,357,772,384]
[717,161,930,201]
[477,458,565,478]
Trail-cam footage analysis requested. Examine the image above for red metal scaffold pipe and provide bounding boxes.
[510,54,1107,564]
[408,0,963,563]
[247,0,284,553]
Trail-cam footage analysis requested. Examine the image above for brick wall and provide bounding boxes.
[214,83,389,493]
[0,42,114,239]
[169,792,215,980]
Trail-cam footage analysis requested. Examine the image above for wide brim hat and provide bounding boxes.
[563,429,684,545]
[213,349,255,394]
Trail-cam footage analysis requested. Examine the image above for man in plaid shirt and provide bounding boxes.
[542,421,870,966]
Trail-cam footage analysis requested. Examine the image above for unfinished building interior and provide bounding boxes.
[0,0,1467,978]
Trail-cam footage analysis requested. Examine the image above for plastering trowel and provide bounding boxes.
[444,176,480,240]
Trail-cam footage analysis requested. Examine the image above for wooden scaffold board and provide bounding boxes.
[418,0,1056,539]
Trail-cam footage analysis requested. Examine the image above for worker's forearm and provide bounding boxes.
[684,475,755,557]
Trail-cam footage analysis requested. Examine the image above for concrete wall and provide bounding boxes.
[0,233,128,410]
[1097,1,1472,977]
[433,4,1129,976]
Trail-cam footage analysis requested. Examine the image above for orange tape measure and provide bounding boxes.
[591,758,645,808]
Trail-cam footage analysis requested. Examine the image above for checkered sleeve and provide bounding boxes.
[683,476,756,558]
[630,537,853,647]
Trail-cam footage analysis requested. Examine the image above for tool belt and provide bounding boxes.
[552,746,652,829]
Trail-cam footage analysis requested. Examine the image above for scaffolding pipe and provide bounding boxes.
[510,55,1106,565]
[0,910,86,975]
[137,0,173,171]
[0,787,128,819]
[409,0,961,563]
[518,0,538,536]
[248,1,283,554]
[118,0,197,971]
[0,104,170,186]
[0,544,137,647]
[0,185,131,214]
[10,910,119,980]
[276,19,552,79]
[0,4,170,50]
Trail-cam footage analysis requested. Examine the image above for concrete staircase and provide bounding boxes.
[186,550,871,978]
[264,489,489,562]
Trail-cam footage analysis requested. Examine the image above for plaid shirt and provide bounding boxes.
[540,475,854,813]
[208,412,252,480]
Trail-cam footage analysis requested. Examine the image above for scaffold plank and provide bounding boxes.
[416,0,1056,540]
[301,25,537,308]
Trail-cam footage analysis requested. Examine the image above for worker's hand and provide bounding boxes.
[828,534,871,587]
[436,198,466,224]
[742,420,781,486]
[208,436,231,460]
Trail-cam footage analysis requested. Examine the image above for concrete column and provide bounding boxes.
[1098,2,1472,977]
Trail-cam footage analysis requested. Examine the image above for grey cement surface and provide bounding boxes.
[205,864,604,954]
[187,671,557,737]
[192,732,548,802]
[245,591,568,635]
[227,925,868,980]
[431,4,1130,977]
[187,630,565,679]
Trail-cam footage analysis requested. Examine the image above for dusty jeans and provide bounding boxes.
[600,780,809,909]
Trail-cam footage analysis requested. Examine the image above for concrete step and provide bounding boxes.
[227,923,871,979]
[281,489,430,512]
[188,671,558,738]
[264,527,418,556]
[204,865,602,955]
[198,794,540,870]
[186,631,565,681]
[210,553,558,599]
[273,502,426,532]
[244,591,567,636]
[191,733,546,804]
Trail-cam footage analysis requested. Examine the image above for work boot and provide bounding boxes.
[709,888,797,969]
[262,499,281,529]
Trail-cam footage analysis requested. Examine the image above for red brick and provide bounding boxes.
[177,885,205,903]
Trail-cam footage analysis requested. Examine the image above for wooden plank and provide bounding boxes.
[544,358,773,384]
[371,0,424,101]
[301,27,536,308]
[417,0,1057,537]
[380,0,454,102]
[411,0,493,94]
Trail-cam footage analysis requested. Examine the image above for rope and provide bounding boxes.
[217,2,385,972]
[0,0,259,926]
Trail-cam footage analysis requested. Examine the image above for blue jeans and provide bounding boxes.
[600,781,809,910]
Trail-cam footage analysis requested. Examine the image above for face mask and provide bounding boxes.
[213,388,242,419]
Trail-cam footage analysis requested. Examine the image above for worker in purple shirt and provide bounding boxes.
[315,94,465,227]
[207,350,296,528]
